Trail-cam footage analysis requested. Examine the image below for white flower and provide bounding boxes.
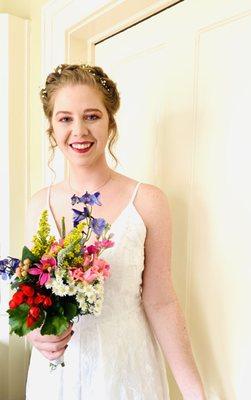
[79,302,87,313]
[92,298,103,315]
[87,293,97,303]
[45,279,53,289]
[55,268,64,277]
[89,305,95,313]
[76,281,88,293]
[52,280,69,296]
[94,283,104,296]
[67,285,77,296]
[76,292,86,302]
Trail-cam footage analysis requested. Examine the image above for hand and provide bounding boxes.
[26,322,74,361]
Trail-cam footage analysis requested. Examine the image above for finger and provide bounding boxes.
[35,332,73,352]
[40,348,66,362]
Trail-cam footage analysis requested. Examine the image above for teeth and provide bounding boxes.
[71,143,92,149]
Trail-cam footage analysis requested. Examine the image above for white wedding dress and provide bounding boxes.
[25,182,170,400]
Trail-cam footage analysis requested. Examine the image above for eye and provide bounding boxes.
[59,116,72,123]
[86,114,99,121]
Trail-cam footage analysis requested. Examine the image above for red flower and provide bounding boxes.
[20,284,34,297]
[26,297,34,306]
[34,294,45,305]
[9,300,17,309]
[26,315,36,328]
[43,297,52,308]
[29,306,40,319]
[12,290,25,306]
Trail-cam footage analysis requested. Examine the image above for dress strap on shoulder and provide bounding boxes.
[47,183,52,208]
[129,182,141,205]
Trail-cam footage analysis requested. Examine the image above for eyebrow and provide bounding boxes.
[55,108,102,116]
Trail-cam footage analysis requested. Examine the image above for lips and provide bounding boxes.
[69,141,94,154]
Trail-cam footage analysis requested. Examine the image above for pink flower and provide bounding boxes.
[83,266,99,283]
[49,239,64,254]
[93,257,111,279]
[29,255,56,286]
[70,267,85,281]
[94,239,114,250]
[86,245,99,255]
[83,254,92,267]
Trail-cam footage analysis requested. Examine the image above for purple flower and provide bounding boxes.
[71,194,81,206]
[71,191,102,206]
[91,218,106,236]
[0,257,20,280]
[72,207,89,227]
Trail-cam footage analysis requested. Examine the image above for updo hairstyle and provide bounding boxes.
[40,63,121,169]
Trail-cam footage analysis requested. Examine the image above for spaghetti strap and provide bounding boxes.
[47,183,52,209]
[129,182,141,205]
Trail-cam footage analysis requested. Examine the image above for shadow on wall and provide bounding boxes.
[0,337,31,400]
[0,341,9,399]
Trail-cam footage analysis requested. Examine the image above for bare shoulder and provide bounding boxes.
[27,186,49,214]
[24,186,50,246]
[135,182,172,229]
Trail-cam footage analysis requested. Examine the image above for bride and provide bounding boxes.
[25,63,206,400]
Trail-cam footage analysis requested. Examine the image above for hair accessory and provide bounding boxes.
[81,64,110,92]
[55,64,63,75]
[41,88,47,99]
[41,64,111,99]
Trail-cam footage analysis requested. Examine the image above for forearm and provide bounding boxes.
[143,298,206,400]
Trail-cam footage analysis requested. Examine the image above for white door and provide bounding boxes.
[93,1,251,399]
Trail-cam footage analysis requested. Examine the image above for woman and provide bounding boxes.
[25,64,206,399]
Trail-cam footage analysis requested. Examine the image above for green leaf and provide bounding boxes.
[7,304,45,337]
[21,246,39,263]
[61,216,66,239]
[40,314,69,336]
[63,302,78,320]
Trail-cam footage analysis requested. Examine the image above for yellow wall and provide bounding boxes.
[0,0,50,195]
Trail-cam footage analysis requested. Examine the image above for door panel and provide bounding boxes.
[94,1,251,398]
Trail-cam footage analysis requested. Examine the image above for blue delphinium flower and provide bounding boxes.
[72,207,89,227]
[71,191,102,206]
[71,194,81,206]
[0,257,20,280]
[91,218,106,236]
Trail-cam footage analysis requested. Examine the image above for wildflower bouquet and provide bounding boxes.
[0,191,114,369]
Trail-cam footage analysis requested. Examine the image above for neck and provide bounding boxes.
[66,157,113,194]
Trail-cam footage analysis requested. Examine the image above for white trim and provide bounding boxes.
[0,15,10,259]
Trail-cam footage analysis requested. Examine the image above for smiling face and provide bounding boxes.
[51,84,110,167]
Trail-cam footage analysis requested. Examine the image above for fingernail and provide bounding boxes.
[70,330,74,336]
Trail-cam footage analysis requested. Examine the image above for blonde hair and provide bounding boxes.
[40,63,121,173]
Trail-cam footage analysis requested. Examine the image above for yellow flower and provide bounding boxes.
[31,210,55,258]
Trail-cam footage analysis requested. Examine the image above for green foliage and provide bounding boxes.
[21,246,39,263]
[7,304,44,337]
[41,313,69,336]
[63,301,78,320]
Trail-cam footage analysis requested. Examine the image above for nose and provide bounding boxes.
[72,118,89,137]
